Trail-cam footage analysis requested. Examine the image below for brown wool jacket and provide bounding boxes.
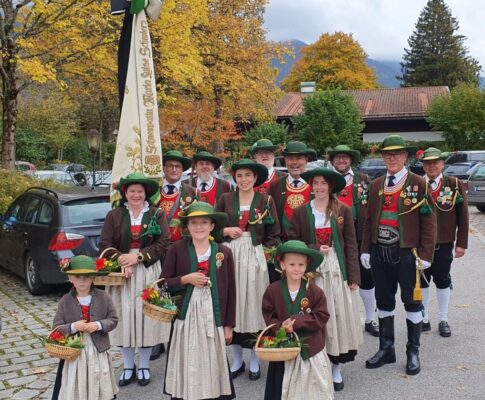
[434,175,469,248]
[361,172,437,262]
[288,202,361,285]
[262,281,329,359]
[99,205,171,267]
[215,191,281,248]
[53,288,118,353]
[160,238,236,327]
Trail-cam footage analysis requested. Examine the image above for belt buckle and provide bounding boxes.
[377,225,399,245]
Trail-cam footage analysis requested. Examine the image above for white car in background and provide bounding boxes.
[33,170,77,186]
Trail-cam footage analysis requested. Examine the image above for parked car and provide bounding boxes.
[0,186,111,294]
[445,151,485,165]
[15,161,36,175]
[47,163,87,173]
[465,163,485,212]
[355,158,387,179]
[443,162,481,191]
[34,170,78,186]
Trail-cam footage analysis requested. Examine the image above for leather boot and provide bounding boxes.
[405,319,422,375]
[366,316,396,369]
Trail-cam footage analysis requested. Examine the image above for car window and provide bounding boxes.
[19,197,41,223]
[370,159,384,166]
[469,153,485,161]
[446,165,471,174]
[5,197,25,220]
[62,198,111,225]
[38,202,54,225]
[470,165,485,181]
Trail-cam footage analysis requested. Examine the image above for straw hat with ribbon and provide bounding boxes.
[275,240,324,273]
[328,144,361,165]
[178,201,227,235]
[231,158,269,187]
[61,255,109,276]
[301,167,347,193]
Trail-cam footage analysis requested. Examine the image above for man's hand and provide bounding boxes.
[455,246,465,258]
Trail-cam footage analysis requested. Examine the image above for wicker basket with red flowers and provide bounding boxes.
[142,278,177,323]
[93,247,126,286]
[254,323,301,362]
[41,329,84,361]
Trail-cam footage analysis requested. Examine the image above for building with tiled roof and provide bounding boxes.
[273,86,449,143]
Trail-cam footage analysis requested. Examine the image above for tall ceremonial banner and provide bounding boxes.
[111,0,164,204]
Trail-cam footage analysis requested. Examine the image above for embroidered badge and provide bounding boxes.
[287,193,306,209]
[306,308,312,314]
[215,252,224,268]
[185,196,192,203]
[301,297,310,308]
[404,198,412,206]
[337,216,344,224]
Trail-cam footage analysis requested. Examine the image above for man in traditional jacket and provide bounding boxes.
[268,141,313,241]
[185,151,232,206]
[420,147,468,337]
[329,145,378,337]
[159,150,196,243]
[361,135,436,376]
[251,138,285,194]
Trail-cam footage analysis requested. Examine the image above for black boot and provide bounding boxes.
[406,319,422,375]
[366,316,396,369]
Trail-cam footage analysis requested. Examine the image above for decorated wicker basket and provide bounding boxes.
[142,278,177,323]
[44,329,82,361]
[93,247,126,286]
[254,324,301,362]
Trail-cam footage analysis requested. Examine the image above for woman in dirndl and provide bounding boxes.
[160,201,236,400]
[262,240,334,400]
[216,158,280,380]
[288,168,363,392]
[99,172,170,387]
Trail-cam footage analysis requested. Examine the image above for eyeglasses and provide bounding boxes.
[382,152,406,160]
[165,163,183,170]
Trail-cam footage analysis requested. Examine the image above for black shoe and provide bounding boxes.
[333,380,344,392]
[422,321,431,332]
[366,316,396,369]
[119,367,136,387]
[365,321,380,337]
[137,368,151,386]
[405,319,422,376]
[230,361,245,379]
[149,344,165,360]
[438,321,451,337]
[248,369,261,381]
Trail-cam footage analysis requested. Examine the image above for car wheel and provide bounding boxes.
[24,253,47,295]
[477,205,485,213]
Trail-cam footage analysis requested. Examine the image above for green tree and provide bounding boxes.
[399,0,481,88]
[15,129,48,165]
[293,90,363,155]
[427,83,485,150]
[281,32,378,92]
[244,123,288,148]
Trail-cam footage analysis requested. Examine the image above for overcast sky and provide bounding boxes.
[264,0,485,70]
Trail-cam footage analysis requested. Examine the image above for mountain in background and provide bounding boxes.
[272,39,485,89]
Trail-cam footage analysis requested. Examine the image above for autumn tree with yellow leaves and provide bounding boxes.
[0,0,119,169]
[281,32,378,92]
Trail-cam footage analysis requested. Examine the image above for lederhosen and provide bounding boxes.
[370,176,422,313]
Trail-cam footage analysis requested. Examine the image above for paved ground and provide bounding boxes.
[1,206,485,399]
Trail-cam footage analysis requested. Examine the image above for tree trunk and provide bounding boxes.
[209,85,225,158]
[1,81,18,170]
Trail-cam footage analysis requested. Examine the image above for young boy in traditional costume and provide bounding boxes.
[52,255,119,400]
[262,240,333,400]
[160,201,236,400]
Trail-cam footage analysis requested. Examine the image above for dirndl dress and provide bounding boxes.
[225,232,268,334]
[314,248,363,362]
[164,284,235,400]
[107,249,170,347]
[58,333,118,400]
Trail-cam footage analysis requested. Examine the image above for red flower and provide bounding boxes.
[141,288,150,301]
[95,258,106,271]
[49,331,64,342]
[59,258,70,268]
[416,149,425,160]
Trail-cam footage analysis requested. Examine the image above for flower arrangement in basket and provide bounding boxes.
[40,329,84,361]
[142,278,177,323]
[254,323,301,362]
[93,247,126,286]
[263,246,277,263]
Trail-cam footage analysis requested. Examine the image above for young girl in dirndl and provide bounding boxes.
[216,159,280,380]
[262,240,333,400]
[160,201,236,400]
[52,255,118,400]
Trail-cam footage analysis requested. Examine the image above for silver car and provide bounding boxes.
[467,163,485,213]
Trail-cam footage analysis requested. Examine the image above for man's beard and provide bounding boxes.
[198,172,212,182]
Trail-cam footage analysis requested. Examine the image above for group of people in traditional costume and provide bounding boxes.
[50,133,468,400]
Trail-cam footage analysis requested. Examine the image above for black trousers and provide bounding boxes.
[421,243,453,289]
[371,245,423,313]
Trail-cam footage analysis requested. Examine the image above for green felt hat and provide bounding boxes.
[275,240,323,273]
[301,167,347,193]
[231,158,269,187]
[328,145,361,164]
[282,141,312,157]
[307,148,318,162]
[250,139,278,155]
[420,147,447,161]
[192,151,222,170]
[61,255,108,276]
[378,135,414,154]
[116,172,159,197]
[178,201,227,234]
[163,150,192,171]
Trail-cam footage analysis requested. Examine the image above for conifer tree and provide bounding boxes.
[399,0,481,88]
